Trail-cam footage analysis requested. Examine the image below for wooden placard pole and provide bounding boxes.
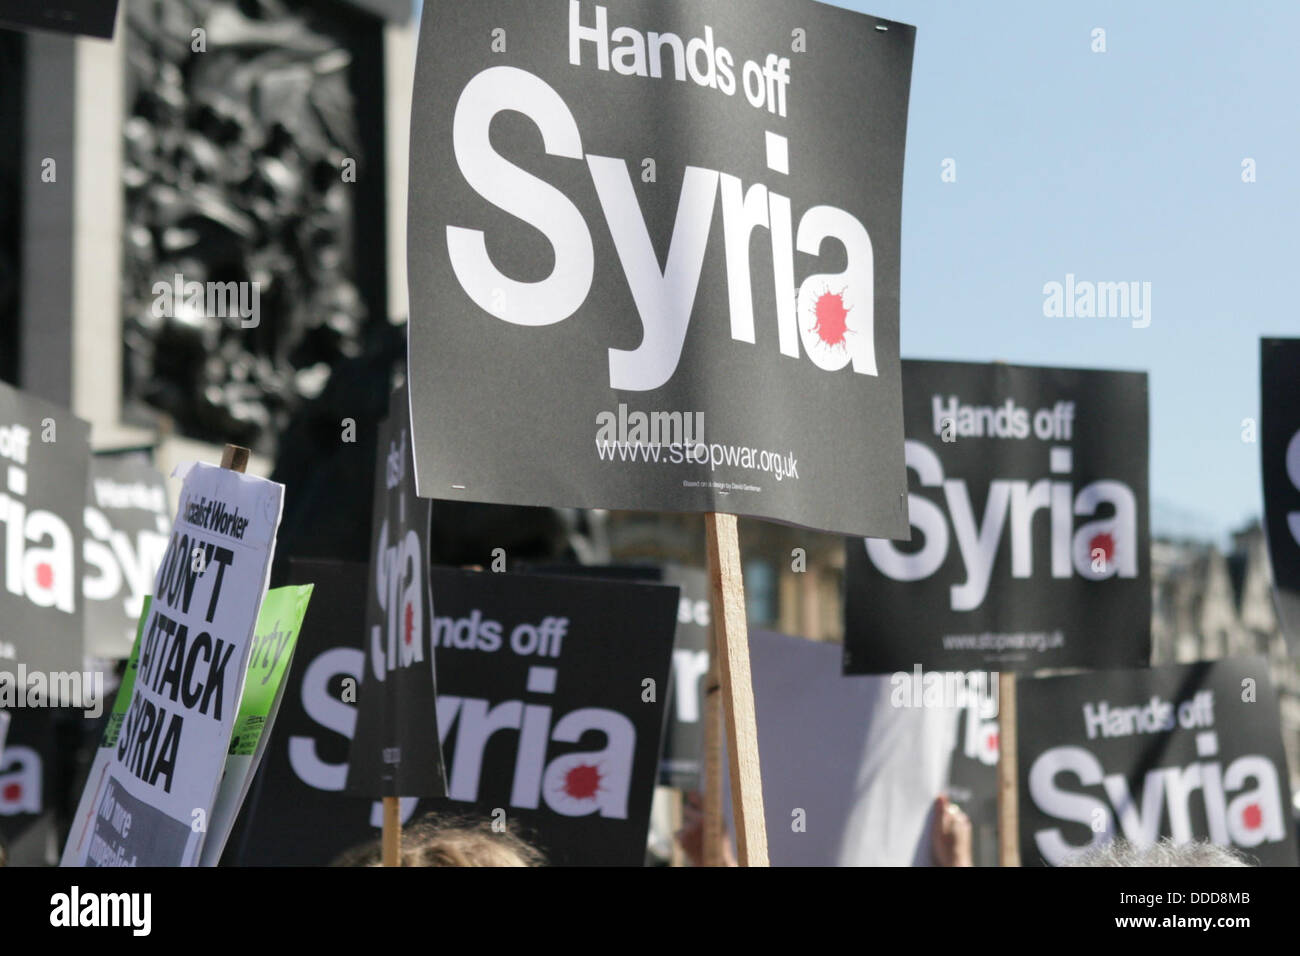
[701,618,724,866]
[382,796,401,867]
[996,671,1019,867]
[704,512,769,867]
[219,444,249,473]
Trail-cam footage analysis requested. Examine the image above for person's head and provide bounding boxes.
[331,813,545,867]
[1061,838,1250,867]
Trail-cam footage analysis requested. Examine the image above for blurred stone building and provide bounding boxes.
[607,513,846,643]
[1151,522,1300,798]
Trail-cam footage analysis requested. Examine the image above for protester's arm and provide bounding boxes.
[930,794,973,867]
[676,790,738,866]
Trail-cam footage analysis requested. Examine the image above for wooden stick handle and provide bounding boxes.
[219,444,250,474]
[381,796,401,867]
[702,617,725,866]
[705,512,769,867]
[997,671,1020,867]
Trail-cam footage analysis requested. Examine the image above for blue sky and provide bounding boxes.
[823,0,1299,543]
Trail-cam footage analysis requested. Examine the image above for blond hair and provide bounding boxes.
[331,813,545,867]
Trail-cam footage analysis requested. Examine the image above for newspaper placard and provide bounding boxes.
[62,462,283,866]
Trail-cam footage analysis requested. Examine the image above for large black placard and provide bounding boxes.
[1017,659,1297,867]
[424,566,677,865]
[844,360,1150,674]
[233,560,678,865]
[407,0,914,538]
[0,382,91,676]
[346,387,447,797]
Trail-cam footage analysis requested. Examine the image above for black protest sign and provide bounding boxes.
[426,567,678,864]
[83,455,170,660]
[844,360,1150,674]
[346,386,447,797]
[1262,339,1300,653]
[523,561,710,789]
[0,382,91,677]
[0,708,58,866]
[1016,659,1298,867]
[407,0,914,539]
[660,565,711,788]
[944,676,1000,868]
[233,561,678,865]
[224,560,378,866]
[0,0,119,38]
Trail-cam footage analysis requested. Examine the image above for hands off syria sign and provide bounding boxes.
[408,0,914,538]
[0,382,90,675]
[1017,660,1297,867]
[844,360,1150,674]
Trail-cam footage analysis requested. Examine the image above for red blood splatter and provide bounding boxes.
[2,783,20,802]
[1242,803,1263,830]
[987,732,999,753]
[35,563,53,590]
[404,603,414,645]
[562,763,602,800]
[811,292,851,348]
[1089,533,1115,565]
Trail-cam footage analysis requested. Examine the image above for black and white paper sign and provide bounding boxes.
[83,455,170,660]
[1016,659,1298,867]
[346,387,447,798]
[407,0,915,538]
[61,462,284,866]
[0,381,91,677]
[844,360,1151,674]
[1261,338,1300,653]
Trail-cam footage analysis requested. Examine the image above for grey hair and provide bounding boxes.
[1061,838,1251,867]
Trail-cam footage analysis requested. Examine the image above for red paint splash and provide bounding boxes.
[562,763,602,800]
[811,291,851,348]
[404,603,414,645]
[1242,803,1263,830]
[2,783,20,802]
[1089,533,1115,565]
[35,563,53,590]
